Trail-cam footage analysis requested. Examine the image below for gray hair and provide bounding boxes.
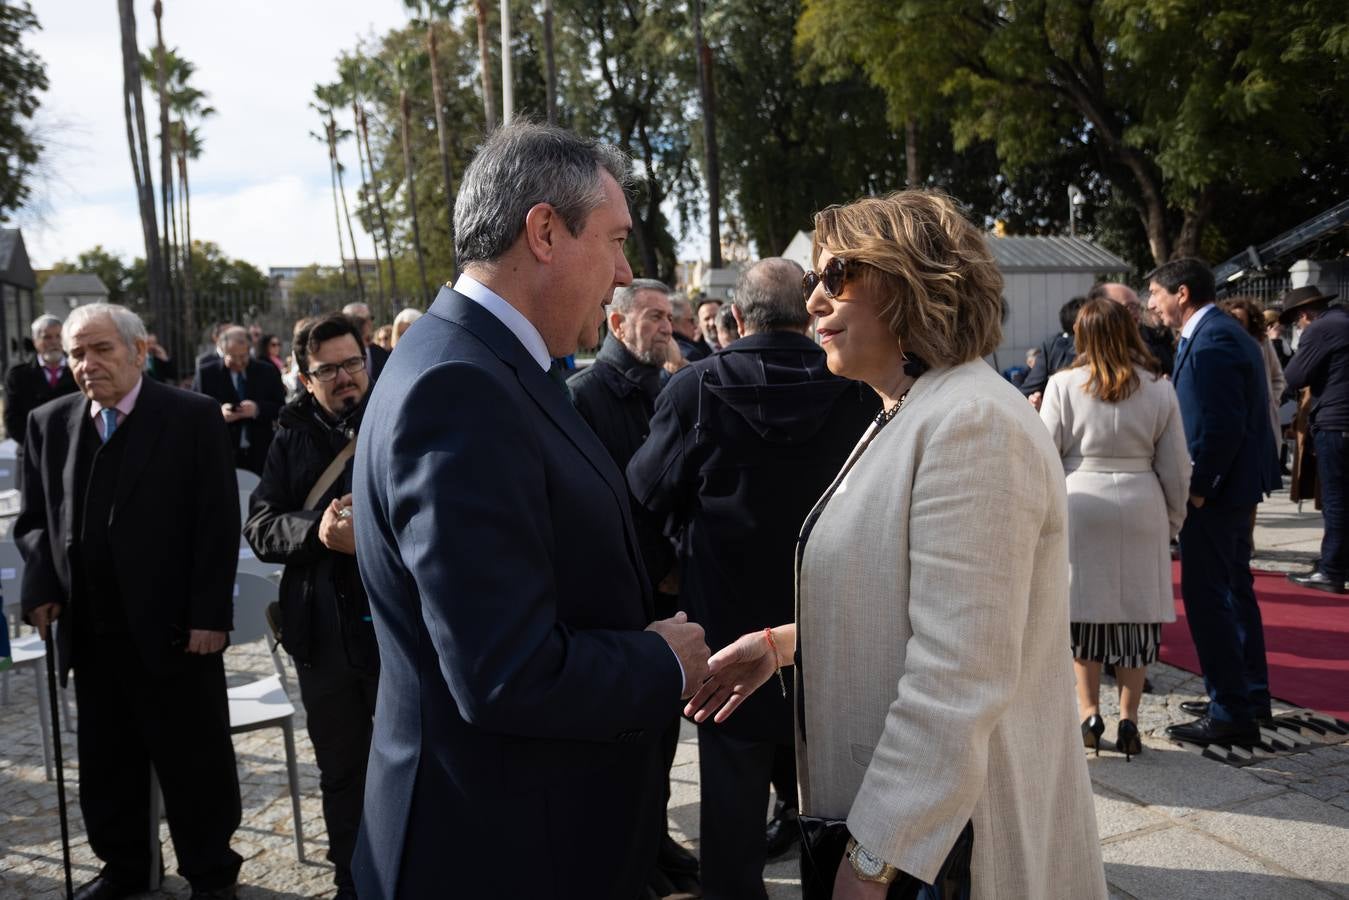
[454,122,634,266]
[733,258,809,333]
[392,307,423,327]
[669,294,693,319]
[216,325,249,353]
[608,278,671,317]
[31,314,62,342]
[342,302,371,321]
[62,303,147,353]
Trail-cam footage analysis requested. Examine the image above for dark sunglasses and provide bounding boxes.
[802,256,851,300]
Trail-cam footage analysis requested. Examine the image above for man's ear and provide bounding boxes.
[730,304,745,334]
[524,202,557,263]
[608,309,624,339]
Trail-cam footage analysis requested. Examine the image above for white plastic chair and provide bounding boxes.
[235,468,261,494]
[0,541,75,734]
[226,573,304,860]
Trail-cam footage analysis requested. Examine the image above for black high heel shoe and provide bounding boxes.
[1081,714,1105,756]
[1116,719,1143,762]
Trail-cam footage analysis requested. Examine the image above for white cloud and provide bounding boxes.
[17,0,409,268]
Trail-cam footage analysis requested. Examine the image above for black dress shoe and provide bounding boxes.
[765,802,800,858]
[74,875,142,900]
[1165,715,1259,746]
[1179,701,1277,729]
[1287,570,1347,594]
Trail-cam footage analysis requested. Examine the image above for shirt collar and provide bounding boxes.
[1180,303,1216,340]
[90,376,144,421]
[454,273,551,372]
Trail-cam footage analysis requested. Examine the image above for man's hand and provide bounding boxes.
[684,629,779,723]
[663,341,688,376]
[237,399,259,419]
[318,494,356,555]
[29,602,62,641]
[148,343,169,361]
[1028,391,1043,411]
[186,629,227,655]
[832,859,890,900]
[645,611,708,699]
[220,402,243,423]
[1189,494,1206,509]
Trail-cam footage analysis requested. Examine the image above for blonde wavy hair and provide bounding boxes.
[811,190,1003,367]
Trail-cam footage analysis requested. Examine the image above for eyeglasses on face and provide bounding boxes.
[802,255,851,301]
[307,356,366,382]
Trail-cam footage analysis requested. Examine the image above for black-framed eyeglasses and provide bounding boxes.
[802,255,852,300]
[307,356,366,382]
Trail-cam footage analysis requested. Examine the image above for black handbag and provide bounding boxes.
[798,816,973,900]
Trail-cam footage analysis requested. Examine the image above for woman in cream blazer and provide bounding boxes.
[688,191,1106,899]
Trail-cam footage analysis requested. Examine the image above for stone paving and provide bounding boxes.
[1,487,1347,899]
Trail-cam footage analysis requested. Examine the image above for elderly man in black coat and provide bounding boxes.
[627,258,879,899]
[3,314,79,487]
[193,325,286,474]
[17,303,243,900]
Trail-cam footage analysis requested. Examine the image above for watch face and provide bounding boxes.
[855,846,886,877]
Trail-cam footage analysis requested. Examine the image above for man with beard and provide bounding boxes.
[243,313,378,900]
[5,315,79,487]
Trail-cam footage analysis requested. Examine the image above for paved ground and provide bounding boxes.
[2,487,1347,899]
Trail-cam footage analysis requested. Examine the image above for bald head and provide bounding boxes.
[733,258,810,336]
[1090,281,1142,323]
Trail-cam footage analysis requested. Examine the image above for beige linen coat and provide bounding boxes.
[1039,366,1191,624]
[796,360,1106,899]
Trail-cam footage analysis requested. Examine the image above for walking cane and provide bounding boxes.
[43,630,74,900]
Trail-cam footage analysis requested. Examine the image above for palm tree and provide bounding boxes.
[388,53,431,304]
[340,52,400,310]
[151,3,178,304]
[317,82,367,302]
[544,0,557,124]
[118,0,170,342]
[404,1,457,273]
[692,0,721,268]
[337,54,386,313]
[311,84,365,298]
[474,0,498,132]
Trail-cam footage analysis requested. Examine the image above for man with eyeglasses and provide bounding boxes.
[243,313,377,900]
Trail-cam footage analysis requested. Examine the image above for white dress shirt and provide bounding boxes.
[453,274,551,372]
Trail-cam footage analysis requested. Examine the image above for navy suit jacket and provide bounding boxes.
[1173,306,1274,508]
[351,287,684,900]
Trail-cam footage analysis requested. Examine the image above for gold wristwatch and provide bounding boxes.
[846,835,900,884]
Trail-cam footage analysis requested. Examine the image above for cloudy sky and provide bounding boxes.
[18,0,413,271]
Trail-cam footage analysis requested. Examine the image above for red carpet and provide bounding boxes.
[1161,562,1349,721]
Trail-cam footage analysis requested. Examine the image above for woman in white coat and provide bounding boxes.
[687,191,1106,900]
[1039,298,1191,759]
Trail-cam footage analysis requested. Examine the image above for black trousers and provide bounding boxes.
[1314,429,1349,581]
[697,726,796,900]
[72,629,242,891]
[294,604,379,892]
[1178,502,1271,724]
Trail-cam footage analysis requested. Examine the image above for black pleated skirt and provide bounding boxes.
[1070,622,1162,668]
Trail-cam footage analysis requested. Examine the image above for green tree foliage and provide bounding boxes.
[797,0,1349,265]
[0,1,49,222]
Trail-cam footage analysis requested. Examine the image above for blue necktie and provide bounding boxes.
[1175,336,1189,366]
[100,408,118,444]
[232,371,246,402]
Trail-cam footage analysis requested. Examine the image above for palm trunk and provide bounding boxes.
[427,22,457,278]
[358,106,399,305]
[905,118,920,186]
[692,0,721,269]
[351,99,385,314]
[326,121,351,291]
[544,0,557,124]
[474,0,498,132]
[119,0,168,334]
[152,3,179,323]
[400,88,431,305]
[178,148,198,354]
[332,115,366,302]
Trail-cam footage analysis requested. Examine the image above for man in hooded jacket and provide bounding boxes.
[627,258,879,899]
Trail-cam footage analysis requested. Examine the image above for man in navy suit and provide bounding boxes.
[351,123,709,900]
[1148,258,1273,747]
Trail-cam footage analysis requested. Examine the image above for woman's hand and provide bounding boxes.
[683,628,783,723]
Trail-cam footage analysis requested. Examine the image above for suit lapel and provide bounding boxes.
[111,380,167,519]
[59,398,89,545]
[1174,306,1217,384]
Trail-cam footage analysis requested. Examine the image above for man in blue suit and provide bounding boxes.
[351,123,709,900]
[1148,258,1273,747]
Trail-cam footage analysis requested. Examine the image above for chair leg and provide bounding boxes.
[282,721,304,862]
[61,679,74,733]
[33,663,53,783]
[148,767,163,891]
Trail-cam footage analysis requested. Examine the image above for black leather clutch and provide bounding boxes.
[798,816,974,900]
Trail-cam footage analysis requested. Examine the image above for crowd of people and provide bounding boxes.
[5,119,1345,900]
